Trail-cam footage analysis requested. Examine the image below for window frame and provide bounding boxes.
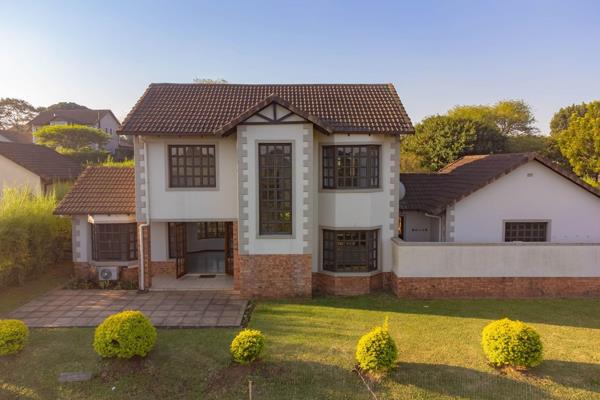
[258,142,294,236]
[197,221,225,240]
[91,223,138,262]
[167,144,217,189]
[503,220,550,242]
[322,144,380,190]
[322,229,379,273]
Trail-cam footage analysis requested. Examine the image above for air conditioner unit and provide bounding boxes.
[97,266,119,281]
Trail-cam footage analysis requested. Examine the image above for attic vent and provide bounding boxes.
[527,173,534,177]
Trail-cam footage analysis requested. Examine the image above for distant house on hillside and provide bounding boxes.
[30,109,124,154]
[0,142,81,194]
[0,129,33,144]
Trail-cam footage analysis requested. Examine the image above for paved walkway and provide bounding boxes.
[8,290,247,328]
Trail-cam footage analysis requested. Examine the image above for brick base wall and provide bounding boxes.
[72,262,139,284]
[152,261,176,276]
[313,272,391,296]
[392,276,600,298]
[239,254,312,298]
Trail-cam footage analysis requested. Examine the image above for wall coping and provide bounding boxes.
[392,238,600,247]
[316,270,382,278]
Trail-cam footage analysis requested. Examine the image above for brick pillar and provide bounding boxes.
[232,220,241,291]
[141,224,152,289]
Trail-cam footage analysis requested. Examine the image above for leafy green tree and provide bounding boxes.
[449,100,537,136]
[505,135,549,153]
[0,98,39,130]
[550,103,588,134]
[34,124,110,152]
[403,116,506,171]
[42,102,88,111]
[556,102,600,184]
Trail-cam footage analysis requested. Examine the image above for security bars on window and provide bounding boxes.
[258,143,293,235]
[91,223,137,262]
[504,221,548,242]
[322,145,379,189]
[322,229,378,272]
[197,222,225,239]
[168,145,216,188]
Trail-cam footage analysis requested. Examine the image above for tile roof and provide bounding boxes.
[54,167,135,215]
[0,129,33,144]
[30,109,118,126]
[0,143,81,181]
[400,153,600,214]
[119,83,414,136]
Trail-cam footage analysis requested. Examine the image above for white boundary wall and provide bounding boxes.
[392,238,600,277]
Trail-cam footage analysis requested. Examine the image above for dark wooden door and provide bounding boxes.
[174,222,187,278]
[224,222,234,275]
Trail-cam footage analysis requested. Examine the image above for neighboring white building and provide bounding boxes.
[30,109,124,154]
[0,142,81,194]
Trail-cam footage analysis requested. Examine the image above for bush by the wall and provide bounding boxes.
[355,318,398,372]
[0,320,29,356]
[0,188,71,286]
[482,318,543,369]
[93,311,157,358]
[230,329,265,364]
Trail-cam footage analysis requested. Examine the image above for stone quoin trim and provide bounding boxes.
[389,138,400,234]
[447,204,455,242]
[72,218,82,260]
[237,127,250,254]
[301,124,313,254]
[135,139,148,222]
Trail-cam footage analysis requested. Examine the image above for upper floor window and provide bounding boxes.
[91,223,137,262]
[197,221,225,239]
[168,145,216,188]
[322,145,379,189]
[504,221,548,242]
[259,143,293,235]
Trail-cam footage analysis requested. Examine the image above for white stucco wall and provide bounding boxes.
[392,239,600,277]
[401,211,440,242]
[452,161,600,243]
[238,123,310,255]
[143,136,238,221]
[0,155,42,194]
[99,114,121,153]
[150,221,169,261]
[315,134,399,272]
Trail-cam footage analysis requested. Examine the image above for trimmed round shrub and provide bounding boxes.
[230,329,265,364]
[0,320,29,356]
[482,318,543,369]
[355,318,398,372]
[93,311,157,358]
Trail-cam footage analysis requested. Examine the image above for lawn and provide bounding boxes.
[1,280,600,399]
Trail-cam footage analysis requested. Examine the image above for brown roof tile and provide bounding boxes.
[119,83,414,136]
[54,167,135,215]
[400,153,600,214]
[0,129,33,144]
[0,143,81,181]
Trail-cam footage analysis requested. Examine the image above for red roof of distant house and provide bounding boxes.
[0,143,81,181]
[119,83,414,136]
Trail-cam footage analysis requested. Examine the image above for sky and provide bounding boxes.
[1,0,599,133]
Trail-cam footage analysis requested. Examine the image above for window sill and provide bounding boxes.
[318,270,381,277]
[319,188,383,194]
[165,186,219,192]
[257,234,295,240]
[90,260,139,268]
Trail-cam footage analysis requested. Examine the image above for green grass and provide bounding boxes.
[1,288,600,399]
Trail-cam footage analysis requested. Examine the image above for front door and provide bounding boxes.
[224,222,234,275]
[174,222,187,278]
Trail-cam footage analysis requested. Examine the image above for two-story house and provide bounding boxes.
[30,108,124,154]
[55,83,413,297]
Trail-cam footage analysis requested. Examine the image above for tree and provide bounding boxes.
[193,78,229,84]
[33,124,110,152]
[549,103,588,134]
[403,115,506,171]
[556,102,600,183]
[505,134,549,153]
[0,98,39,130]
[43,102,88,111]
[449,100,537,136]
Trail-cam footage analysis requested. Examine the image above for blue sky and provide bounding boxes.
[1,0,599,133]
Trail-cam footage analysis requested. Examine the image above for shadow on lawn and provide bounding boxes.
[300,293,600,329]
[538,360,600,394]
[392,362,550,400]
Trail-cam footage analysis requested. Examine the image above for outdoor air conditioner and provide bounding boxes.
[97,266,119,281]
